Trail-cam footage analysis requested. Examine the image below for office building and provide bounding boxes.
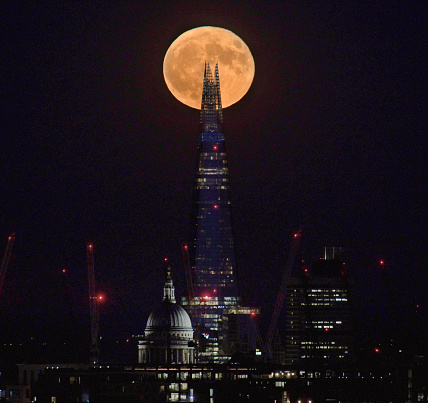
[284,247,355,366]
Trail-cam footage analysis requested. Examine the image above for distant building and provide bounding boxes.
[15,362,418,402]
[181,63,256,363]
[138,266,195,365]
[284,247,355,366]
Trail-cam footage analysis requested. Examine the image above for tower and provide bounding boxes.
[182,63,248,363]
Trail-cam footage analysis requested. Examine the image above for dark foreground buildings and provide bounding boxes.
[4,361,425,403]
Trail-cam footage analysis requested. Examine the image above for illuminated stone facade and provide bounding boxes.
[139,267,195,365]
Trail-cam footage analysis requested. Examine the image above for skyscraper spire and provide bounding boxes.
[182,62,245,363]
[192,62,237,301]
[200,62,223,133]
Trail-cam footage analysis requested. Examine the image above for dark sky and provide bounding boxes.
[1,1,426,357]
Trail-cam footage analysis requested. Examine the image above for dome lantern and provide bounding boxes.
[163,264,176,302]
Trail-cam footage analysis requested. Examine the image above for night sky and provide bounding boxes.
[1,2,426,361]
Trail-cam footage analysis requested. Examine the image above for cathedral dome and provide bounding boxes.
[146,300,192,331]
[138,265,195,365]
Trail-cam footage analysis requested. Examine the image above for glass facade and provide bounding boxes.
[182,63,240,363]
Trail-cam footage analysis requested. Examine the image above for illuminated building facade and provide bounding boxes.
[138,266,195,365]
[182,63,247,363]
[284,247,355,366]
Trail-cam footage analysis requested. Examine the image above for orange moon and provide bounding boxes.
[163,26,255,109]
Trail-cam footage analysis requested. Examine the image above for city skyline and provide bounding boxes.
[1,1,426,359]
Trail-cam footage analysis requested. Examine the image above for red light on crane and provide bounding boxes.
[374,347,380,354]
[213,145,218,150]
[213,204,218,209]
[62,269,67,273]
[380,260,384,266]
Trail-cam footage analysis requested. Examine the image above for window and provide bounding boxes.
[9,390,20,398]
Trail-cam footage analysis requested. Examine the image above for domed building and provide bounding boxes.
[138,266,195,364]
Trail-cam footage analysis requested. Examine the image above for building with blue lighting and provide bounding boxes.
[181,63,255,363]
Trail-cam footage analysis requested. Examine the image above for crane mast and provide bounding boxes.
[0,233,15,297]
[266,229,302,357]
[182,243,194,301]
[87,242,100,364]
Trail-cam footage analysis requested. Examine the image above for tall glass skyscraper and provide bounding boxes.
[181,63,244,363]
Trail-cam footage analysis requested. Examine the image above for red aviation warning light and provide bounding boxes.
[87,241,100,365]
[1,233,16,297]
[213,204,218,209]
[213,145,218,151]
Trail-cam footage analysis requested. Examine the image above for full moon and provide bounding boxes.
[163,26,255,109]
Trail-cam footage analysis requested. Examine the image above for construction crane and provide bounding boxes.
[265,229,302,357]
[181,243,194,301]
[249,311,264,353]
[60,268,78,346]
[0,233,15,297]
[87,242,100,365]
